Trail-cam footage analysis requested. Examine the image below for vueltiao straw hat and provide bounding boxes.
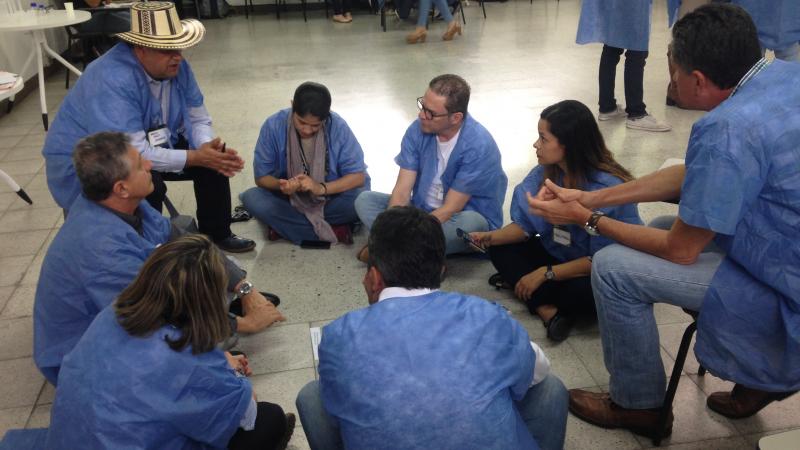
[116,2,205,50]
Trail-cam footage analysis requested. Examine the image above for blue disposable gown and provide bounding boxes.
[319,291,539,450]
[681,60,800,391]
[46,307,252,449]
[253,108,370,188]
[33,195,171,385]
[732,0,800,50]
[394,115,508,230]
[41,42,205,209]
[511,166,642,262]
[577,0,654,51]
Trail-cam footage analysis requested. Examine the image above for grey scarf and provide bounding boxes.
[286,116,337,243]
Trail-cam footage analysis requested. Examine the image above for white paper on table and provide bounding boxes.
[0,71,18,85]
[310,327,322,361]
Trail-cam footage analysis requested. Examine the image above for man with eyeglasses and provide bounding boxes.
[354,74,508,262]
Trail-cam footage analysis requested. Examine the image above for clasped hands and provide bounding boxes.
[526,179,594,226]
[279,174,325,197]
[197,137,244,177]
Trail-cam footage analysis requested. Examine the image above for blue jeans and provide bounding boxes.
[296,374,569,450]
[239,187,364,244]
[354,191,489,255]
[591,217,725,409]
[416,0,453,27]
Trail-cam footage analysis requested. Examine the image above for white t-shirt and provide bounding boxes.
[425,128,461,209]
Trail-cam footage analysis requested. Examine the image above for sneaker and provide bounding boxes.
[598,104,627,121]
[215,234,256,253]
[626,114,672,132]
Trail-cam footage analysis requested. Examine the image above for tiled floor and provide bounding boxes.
[1,0,797,448]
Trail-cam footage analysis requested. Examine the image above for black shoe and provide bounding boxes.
[215,234,256,253]
[277,413,296,450]
[488,272,512,290]
[545,312,575,342]
[231,205,252,223]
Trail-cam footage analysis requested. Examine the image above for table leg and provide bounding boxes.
[34,34,48,131]
[40,34,83,77]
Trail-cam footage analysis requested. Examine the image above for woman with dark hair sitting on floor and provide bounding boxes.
[470,100,642,342]
[46,235,295,450]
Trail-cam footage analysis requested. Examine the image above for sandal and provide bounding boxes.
[488,272,512,290]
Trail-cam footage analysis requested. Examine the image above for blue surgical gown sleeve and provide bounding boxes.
[254,115,283,179]
[448,141,496,197]
[330,116,367,177]
[394,122,422,172]
[79,237,150,311]
[679,120,765,235]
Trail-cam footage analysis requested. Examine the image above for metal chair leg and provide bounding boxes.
[480,0,485,18]
[653,321,697,446]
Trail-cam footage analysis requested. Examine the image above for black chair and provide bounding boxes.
[652,308,706,446]
[63,25,104,89]
[275,0,309,21]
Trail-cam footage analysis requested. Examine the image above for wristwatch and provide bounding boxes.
[584,211,606,237]
[544,265,556,281]
[236,280,253,298]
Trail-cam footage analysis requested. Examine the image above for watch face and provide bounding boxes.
[545,270,555,280]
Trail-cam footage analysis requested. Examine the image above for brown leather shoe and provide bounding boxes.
[357,244,369,263]
[568,389,672,438]
[707,384,797,419]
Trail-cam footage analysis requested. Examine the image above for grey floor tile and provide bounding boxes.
[0,317,34,360]
[249,368,316,419]
[5,189,59,212]
[658,322,702,375]
[544,342,597,390]
[743,428,800,448]
[36,382,56,406]
[0,207,61,233]
[0,287,13,316]
[285,426,311,450]
[25,404,50,429]
[0,406,33,440]
[0,146,43,163]
[566,332,609,386]
[0,134,23,150]
[642,436,752,450]
[1,284,35,319]
[564,413,643,450]
[235,323,314,376]
[0,230,50,258]
[0,255,33,287]
[0,358,44,409]
[0,158,43,176]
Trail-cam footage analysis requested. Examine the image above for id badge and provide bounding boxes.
[147,125,169,147]
[553,226,571,246]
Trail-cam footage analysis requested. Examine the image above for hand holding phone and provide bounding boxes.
[456,228,487,253]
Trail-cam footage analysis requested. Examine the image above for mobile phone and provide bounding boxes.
[300,239,332,250]
[456,228,486,254]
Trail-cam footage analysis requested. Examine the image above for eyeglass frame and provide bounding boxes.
[416,96,452,120]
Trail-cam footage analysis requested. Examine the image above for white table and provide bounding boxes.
[0,10,91,130]
[0,75,24,110]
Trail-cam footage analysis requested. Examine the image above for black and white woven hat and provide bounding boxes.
[116,2,205,50]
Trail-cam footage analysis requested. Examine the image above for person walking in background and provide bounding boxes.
[577,0,672,132]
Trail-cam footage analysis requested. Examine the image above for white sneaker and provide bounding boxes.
[598,104,627,121]
[626,114,672,132]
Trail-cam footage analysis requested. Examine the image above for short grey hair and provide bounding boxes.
[73,132,132,201]
[429,74,470,115]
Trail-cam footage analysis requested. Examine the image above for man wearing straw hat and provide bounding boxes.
[42,1,256,253]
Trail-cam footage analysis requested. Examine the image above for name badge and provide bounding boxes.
[553,226,571,246]
[147,126,169,147]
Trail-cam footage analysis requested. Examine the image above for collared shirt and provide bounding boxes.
[730,57,770,97]
[376,286,551,385]
[96,202,144,235]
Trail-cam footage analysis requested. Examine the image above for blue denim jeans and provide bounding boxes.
[239,186,364,244]
[354,191,489,255]
[416,0,453,27]
[296,374,569,450]
[591,216,725,409]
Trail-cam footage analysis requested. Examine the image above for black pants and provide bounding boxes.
[488,238,596,317]
[599,44,648,118]
[229,401,288,450]
[331,0,352,14]
[146,167,232,241]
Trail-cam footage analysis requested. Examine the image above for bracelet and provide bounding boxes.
[319,182,328,196]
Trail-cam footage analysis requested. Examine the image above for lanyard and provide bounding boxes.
[295,129,312,175]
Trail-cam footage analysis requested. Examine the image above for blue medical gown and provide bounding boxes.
[46,307,252,449]
[394,115,508,230]
[680,61,800,391]
[253,108,370,188]
[33,195,171,385]
[511,166,642,262]
[41,42,205,209]
[577,0,654,51]
[732,0,800,50]
[319,291,539,450]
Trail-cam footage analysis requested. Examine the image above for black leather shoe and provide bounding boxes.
[545,312,575,342]
[215,234,256,253]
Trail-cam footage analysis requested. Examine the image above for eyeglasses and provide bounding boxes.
[417,97,451,120]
